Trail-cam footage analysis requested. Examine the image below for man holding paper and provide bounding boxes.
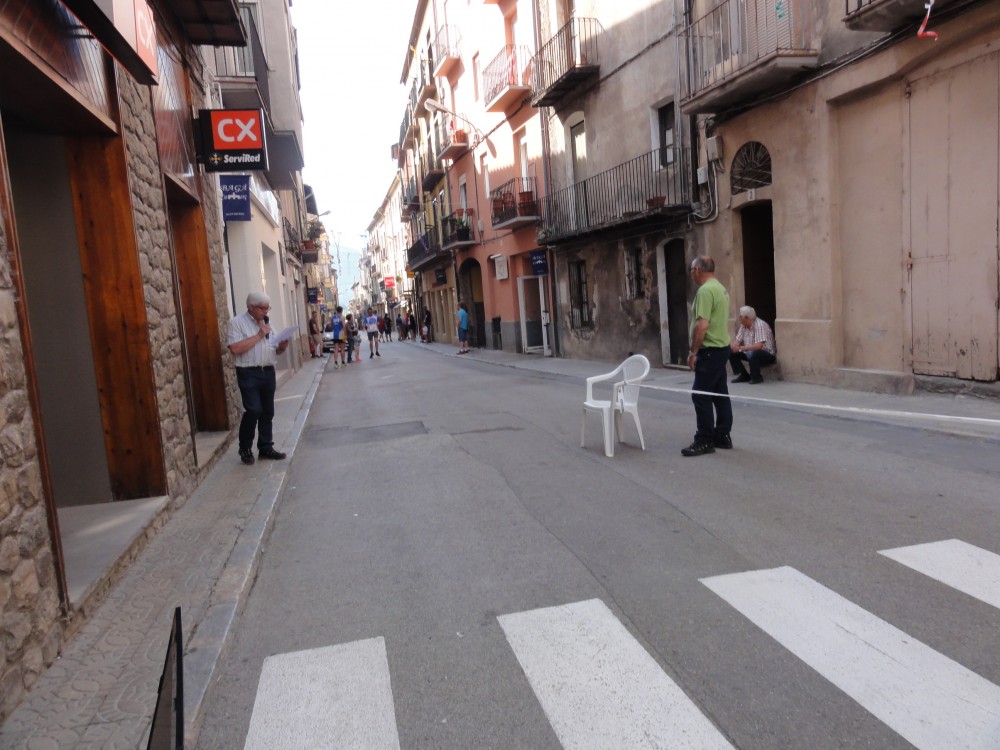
[226,291,289,465]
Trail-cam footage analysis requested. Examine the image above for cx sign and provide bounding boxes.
[198,109,268,173]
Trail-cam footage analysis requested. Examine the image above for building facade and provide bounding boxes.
[0,0,311,722]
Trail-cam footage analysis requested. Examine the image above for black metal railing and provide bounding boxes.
[489,176,540,226]
[531,17,601,101]
[483,45,531,106]
[539,147,691,241]
[417,57,436,104]
[433,25,461,69]
[213,10,270,112]
[844,0,877,11]
[441,209,475,247]
[684,0,810,94]
[406,215,444,270]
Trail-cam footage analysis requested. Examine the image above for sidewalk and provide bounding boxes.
[2,346,998,749]
[0,359,325,750]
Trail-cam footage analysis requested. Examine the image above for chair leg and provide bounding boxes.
[614,409,623,444]
[603,409,614,457]
[631,409,646,450]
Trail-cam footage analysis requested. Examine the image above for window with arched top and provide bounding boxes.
[730,142,772,195]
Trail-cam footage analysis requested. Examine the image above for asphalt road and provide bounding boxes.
[197,341,1000,749]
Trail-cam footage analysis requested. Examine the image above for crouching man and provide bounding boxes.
[729,305,776,384]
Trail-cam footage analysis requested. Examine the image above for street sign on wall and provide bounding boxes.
[198,109,268,172]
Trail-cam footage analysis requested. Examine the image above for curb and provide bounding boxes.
[183,367,323,747]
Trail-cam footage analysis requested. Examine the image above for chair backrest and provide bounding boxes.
[617,354,650,407]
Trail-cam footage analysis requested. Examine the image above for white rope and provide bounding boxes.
[637,382,1000,428]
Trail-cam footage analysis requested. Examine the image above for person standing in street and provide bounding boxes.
[345,313,358,364]
[365,307,381,358]
[383,312,393,342]
[423,308,432,343]
[456,301,470,354]
[308,311,323,359]
[683,255,732,457]
[226,291,289,465]
[329,306,347,369]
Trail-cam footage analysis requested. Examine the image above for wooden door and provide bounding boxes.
[908,53,1000,380]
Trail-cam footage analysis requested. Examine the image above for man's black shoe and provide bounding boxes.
[258,447,287,460]
[713,435,733,449]
[681,440,715,457]
[749,377,764,384]
[376,351,381,357]
[370,352,374,359]
[731,374,751,383]
[239,448,255,465]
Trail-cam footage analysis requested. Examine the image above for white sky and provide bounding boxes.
[291,1,417,294]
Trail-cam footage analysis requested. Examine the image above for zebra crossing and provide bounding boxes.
[243,538,1000,749]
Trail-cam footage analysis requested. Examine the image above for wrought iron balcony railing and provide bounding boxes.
[433,25,462,78]
[483,45,532,112]
[441,209,477,249]
[489,176,541,229]
[843,0,959,31]
[407,216,445,271]
[682,0,817,114]
[538,147,691,242]
[213,10,270,113]
[530,17,602,107]
[416,57,437,109]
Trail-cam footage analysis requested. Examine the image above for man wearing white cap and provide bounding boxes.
[226,291,289,465]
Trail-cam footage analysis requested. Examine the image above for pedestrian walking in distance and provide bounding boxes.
[365,307,381,358]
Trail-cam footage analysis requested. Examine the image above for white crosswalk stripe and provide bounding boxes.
[243,637,401,750]
[701,563,1000,750]
[498,598,734,750]
[880,538,1000,610]
[242,540,1000,748]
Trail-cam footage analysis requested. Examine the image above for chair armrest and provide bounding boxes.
[585,366,622,402]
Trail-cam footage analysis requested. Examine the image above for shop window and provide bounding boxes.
[569,260,592,328]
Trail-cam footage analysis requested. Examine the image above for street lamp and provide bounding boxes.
[424,100,495,156]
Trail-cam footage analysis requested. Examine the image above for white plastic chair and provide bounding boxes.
[581,354,650,457]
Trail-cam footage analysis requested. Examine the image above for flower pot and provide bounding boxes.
[647,196,666,209]
[456,226,471,241]
[453,129,468,144]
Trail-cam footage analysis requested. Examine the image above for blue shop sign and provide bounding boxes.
[530,250,548,275]
[220,175,251,221]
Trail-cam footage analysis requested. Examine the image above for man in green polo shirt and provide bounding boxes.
[682,255,733,456]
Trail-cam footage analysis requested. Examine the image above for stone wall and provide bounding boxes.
[0,167,63,723]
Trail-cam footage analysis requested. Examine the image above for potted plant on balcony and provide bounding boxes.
[452,128,468,144]
[647,195,667,209]
[517,189,536,216]
[454,213,472,241]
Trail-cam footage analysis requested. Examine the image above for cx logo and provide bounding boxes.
[210,110,263,150]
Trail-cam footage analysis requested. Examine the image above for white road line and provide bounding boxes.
[498,598,734,750]
[243,637,401,750]
[701,566,1000,750]
[880,539,1000,610]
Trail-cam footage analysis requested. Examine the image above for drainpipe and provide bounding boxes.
[684,0,700,238]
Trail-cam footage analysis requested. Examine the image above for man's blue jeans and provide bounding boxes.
[236,366,276,451]
[730,349,776,380]
[692,347,732,443]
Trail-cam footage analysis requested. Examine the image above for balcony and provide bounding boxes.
[421,151,445,191]
[441,209,478,250]
[401,177,420,218]
[530,17,602,108]
[415,58,437,112]
[213,9,270,113]
[490,177,541,230]
[681,0,818,115]
[433,25,462,78]
[438,125,470,161]
[843,0,960,31]
[538,147,691,243]
[484,45,533,113]
[407,218,446,272]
